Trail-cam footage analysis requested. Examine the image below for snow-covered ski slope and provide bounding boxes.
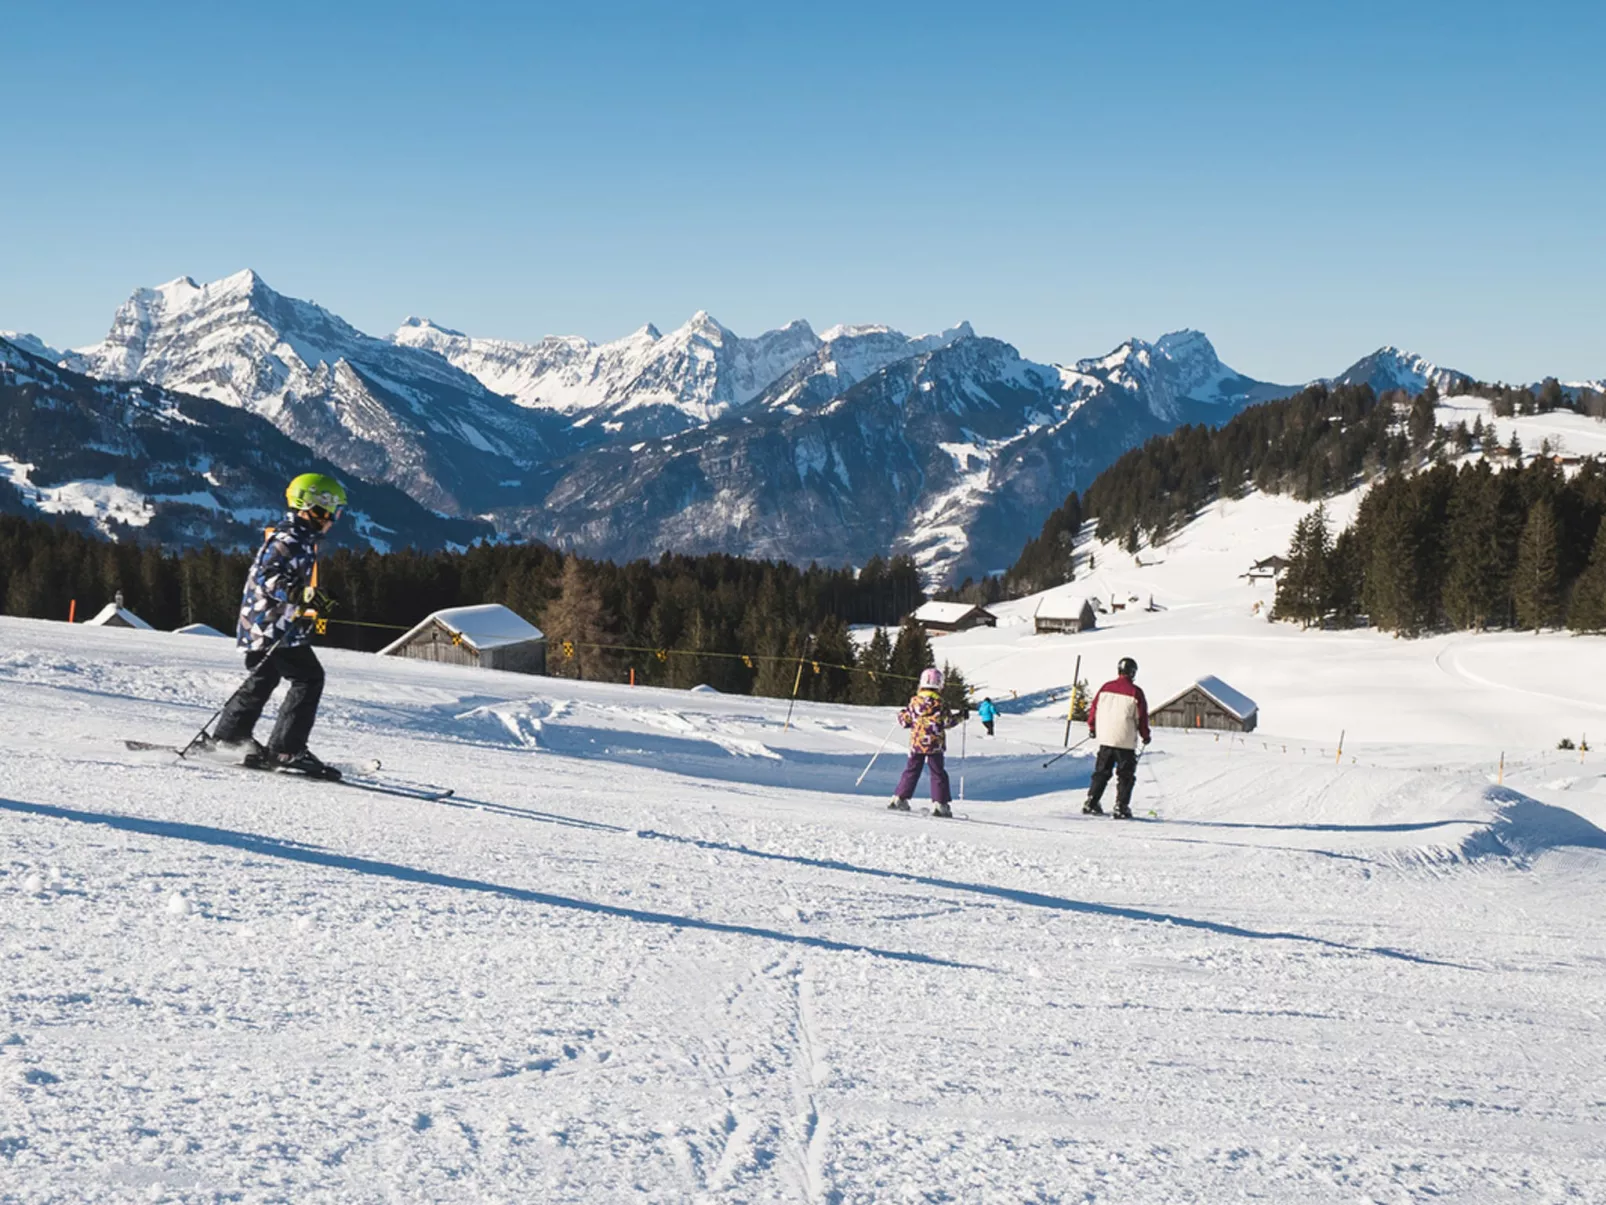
[3,608,1605,1203]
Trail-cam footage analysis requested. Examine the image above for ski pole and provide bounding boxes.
[1042,734,1091,769]
[179,627,291,757]
[959,711,968,802]
[855,719,900,787]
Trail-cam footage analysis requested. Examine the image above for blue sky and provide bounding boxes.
[3,0,1601,383]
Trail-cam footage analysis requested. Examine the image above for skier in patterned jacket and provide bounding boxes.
[1082,656,1151,819]
[206,473,345,778]
[888,667,967,817]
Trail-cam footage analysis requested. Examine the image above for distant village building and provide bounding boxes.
[908,601,998,634]
[84,591,153,631]
[1152,675,1259,733]
[1032,594,1097,635]
[378,604,546,675]
[1242,556,1289,582]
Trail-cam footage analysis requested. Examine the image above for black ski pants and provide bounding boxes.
[212,644,325,755]
[1086,745,1137,810]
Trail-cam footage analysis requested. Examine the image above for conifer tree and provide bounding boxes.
[1442,465,1517,630]
[1274,504,1331,627]
[1513,499,1561,630]
[1566,516,1606,633]
[809,614,856,702]
[888,618,935,700]
[541,555,615,680]
[852,627,893,706]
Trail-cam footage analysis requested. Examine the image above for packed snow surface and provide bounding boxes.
[2,594,1604,1201]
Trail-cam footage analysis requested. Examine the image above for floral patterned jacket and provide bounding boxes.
[899,688,961,753]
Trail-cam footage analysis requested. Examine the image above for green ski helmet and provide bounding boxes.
[285,472,347,518]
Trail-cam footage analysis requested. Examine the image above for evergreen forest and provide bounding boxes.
[0,516,970,704]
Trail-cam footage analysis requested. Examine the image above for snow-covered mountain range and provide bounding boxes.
[7,270,1558,580]
[58,272,562,515]
[0,337,489,551]
[390,313,977,437]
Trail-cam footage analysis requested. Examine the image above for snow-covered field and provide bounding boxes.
[4,544,1606,1203]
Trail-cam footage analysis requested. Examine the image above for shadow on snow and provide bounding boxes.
[0,796,982,972]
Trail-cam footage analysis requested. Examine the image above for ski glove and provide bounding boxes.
[300,586,338,618]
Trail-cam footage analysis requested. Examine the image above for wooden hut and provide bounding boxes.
[1152,675,1258,732]
[84,591,153,631]
[379,604,546,675]
[1241,555,1289,581]
[1032,594,1097,635]
[909,600,997,634]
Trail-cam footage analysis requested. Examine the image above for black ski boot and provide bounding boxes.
[1082,799,1104,816]
[270,748,342,781]
[1112,804,1133,820]
[930,802,953,818]
[887,797,911,811]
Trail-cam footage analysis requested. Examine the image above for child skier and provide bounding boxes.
[204,472,345,779]
[889,667,967,817]
[977,697,998,736]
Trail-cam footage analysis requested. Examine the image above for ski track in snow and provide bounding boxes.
[2,616,1606,1202]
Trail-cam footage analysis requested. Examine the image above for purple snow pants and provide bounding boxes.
[895,751,951,804]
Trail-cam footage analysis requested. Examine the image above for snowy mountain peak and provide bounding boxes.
[0,331,65,363]
[1332,347,1468,396]
[398,316,467,339]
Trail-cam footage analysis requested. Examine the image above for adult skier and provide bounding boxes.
[977,697,998,736]
[1082,656,1150,819]
[889,667,966,817]
[203,473,345,778]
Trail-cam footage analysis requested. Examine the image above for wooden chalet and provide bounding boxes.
[379,604,546,675]
[1242,555,1289,581]
[84,591,154,631]
[908,600,998,634]
[1032,594,1097,635]
[1152,675,1258,733]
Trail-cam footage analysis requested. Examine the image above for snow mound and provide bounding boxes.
[1458,791,1606,864]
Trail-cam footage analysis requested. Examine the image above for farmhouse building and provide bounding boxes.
[1032,594,1097,635]
[1152,675,1259,732]
[378,604,546,675]
[84,592,153,630]
[1242,556,1289,581]
[908,601,997,634]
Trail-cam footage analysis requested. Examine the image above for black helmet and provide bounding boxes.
[1117,656,1138,679]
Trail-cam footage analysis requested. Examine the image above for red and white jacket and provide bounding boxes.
[1087,676,1150,750]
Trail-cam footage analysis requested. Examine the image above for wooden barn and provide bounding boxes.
[84,591,153,630]
[1241,555,1289,581]
[1152,675,1258,733]
[378,604,546,675]
[1032,594,1097,635]
[908,600,998,634]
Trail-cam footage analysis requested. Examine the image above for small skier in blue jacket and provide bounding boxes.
[977,697,998,736]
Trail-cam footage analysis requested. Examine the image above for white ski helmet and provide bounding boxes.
[919,667,945,690]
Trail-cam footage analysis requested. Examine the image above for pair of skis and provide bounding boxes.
[122,740,454,801]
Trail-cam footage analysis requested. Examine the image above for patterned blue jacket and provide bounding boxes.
[237,512,322,651]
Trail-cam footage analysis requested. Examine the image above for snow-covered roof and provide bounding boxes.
[911,601,990,625]
[173,622,228,637]
[84,603,154,630]
[378,603,544,655]
[1032,594,1094,620]
[1168,675,1258,720]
